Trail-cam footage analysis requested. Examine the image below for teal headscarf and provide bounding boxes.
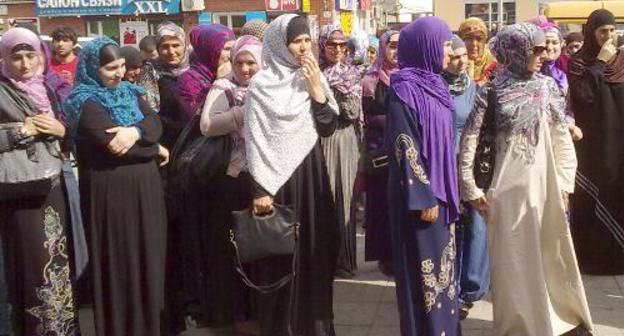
[65,37,145,136]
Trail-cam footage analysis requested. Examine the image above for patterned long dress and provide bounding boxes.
[385,90,461,336]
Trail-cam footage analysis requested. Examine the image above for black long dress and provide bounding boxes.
[253,100,340,336]
[76,99,167,336]
[569,60,624,275]
[363,82,393,264]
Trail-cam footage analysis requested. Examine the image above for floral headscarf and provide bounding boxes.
[176,24,235,117]
[241,19,268,41]
[318,25,361,94]
[486,23,566,163]
[490,23,545,77]
[65,37,145,136]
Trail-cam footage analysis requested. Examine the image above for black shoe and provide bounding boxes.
[458,301,473,321]
[377,261,394,277]
[561,325,593,336]
[335,268,355,279]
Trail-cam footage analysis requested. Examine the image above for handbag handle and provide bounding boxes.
[229,230,298,294]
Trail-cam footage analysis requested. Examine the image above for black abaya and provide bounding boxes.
[253,100,340,336]
[569,60,624,275]
[76,99,167,335]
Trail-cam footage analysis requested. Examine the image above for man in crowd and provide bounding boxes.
[50,26,79,85]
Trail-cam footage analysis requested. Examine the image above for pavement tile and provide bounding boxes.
[367,324,401,336]
[334,279,386,303]
[372,303,400,326]
[334,325,371,336]
[334,302,379,326]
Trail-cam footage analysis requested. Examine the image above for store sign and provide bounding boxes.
[198,11,212,25]
[340,11,351,36]
[360,0,372,11]
[37,0,123,16]
[265,0,298,11]
[36,0,179,16]
[122,0,180,14]
[335,0,353,10]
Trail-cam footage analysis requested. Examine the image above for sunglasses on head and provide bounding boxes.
[532,45,548,54]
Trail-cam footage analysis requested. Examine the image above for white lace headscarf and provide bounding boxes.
[244,14,338,195]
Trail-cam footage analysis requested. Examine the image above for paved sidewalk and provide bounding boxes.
[79,232,624,336]
[333,233,624,336]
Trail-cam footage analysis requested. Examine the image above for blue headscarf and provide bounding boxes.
[65,37,145,136]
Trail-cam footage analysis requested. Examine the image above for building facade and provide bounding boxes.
[0,0,378,41]
[434,0,542,31]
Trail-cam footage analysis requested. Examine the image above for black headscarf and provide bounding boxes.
[286,16,310,44]
[569,9,624,83]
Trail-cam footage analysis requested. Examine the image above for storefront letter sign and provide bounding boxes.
[265,0,299,11]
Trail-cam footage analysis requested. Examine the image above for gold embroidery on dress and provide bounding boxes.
[27,206,77,336]
[394,134,430,185]
[420,225,457,313]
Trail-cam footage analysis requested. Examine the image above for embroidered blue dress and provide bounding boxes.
[386,90,461,336]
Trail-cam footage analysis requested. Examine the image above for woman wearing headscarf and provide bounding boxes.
[241,19,269,41]
[459,23,593,335]
[458,17,497,86]
[245,14,340,335]
[361,29,399,274]
[176,24,235,118]
[540,23,584,142]
[166,35,264,335]
[558,32,584,74]
[361,35,378,76]
[568,9,624,275]
[441,35,489,321]
[384,17,460,336]
[0,26,80,336]
[317,25,362,278]
[66,37,169,336]
[136,21,189,150]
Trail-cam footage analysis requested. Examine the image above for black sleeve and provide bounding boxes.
[78,100,159,160]
[252,180,271,198]
[312,100,337,137]
[135,97,163,145]
[569,61,605,109]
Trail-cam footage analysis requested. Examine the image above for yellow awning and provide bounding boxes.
[544,1,624,19]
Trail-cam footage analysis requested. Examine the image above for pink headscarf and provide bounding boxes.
[0,27,54,116]
[231,35,263,69]
[362,30,399,97]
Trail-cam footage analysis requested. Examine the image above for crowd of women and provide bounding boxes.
[0,7,622,336]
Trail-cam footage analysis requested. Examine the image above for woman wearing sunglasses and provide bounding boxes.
[317,25,362,278]
[458,23,593,335]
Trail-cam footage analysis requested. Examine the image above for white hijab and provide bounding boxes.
[244,14,338,195]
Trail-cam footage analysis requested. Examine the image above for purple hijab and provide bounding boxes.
[177,24,234,117]
[539,22,568,93]
[390,16,459,222]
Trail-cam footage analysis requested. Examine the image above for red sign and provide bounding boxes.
[360,0,372,11]
[265,0,299,11]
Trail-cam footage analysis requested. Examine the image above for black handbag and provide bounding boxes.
[169,115,232,188]
[230,204,299,293]
[473,87,497,190]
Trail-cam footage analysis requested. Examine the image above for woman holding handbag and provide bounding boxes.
[166,35,264,335]
[66,37,169,336]
[458,23,592,335]
[244,14,341,336]
[0,27,80,335]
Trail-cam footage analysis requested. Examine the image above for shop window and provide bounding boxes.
[87,19,121,43]
[465,1,516,28]
[213,13,247,29]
